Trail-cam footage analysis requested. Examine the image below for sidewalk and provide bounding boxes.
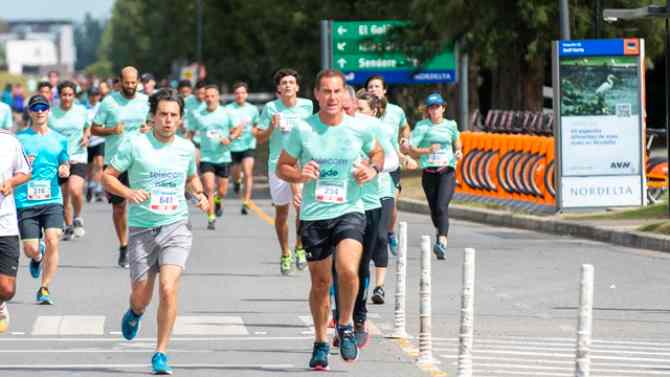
[398,198,670,253]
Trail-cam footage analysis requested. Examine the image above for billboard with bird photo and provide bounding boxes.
[559,56,639,117]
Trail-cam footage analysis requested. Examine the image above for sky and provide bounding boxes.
[2,0,115,22]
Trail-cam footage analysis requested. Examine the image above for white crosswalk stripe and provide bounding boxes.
[435,336,670,376]
[20,314,384,337]
[32,316,106,335]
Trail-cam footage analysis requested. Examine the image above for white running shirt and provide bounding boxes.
[0,130,31,237]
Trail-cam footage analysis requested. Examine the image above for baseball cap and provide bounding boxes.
[141,73,155,83]
[28,94,50,110]
[425,92,446,107]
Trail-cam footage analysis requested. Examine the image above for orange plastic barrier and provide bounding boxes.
[456,131,556,209]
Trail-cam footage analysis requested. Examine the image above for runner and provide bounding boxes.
[365,75,410,260]
[102,88,208,375]
[86,87,105,202]
[0,99,12,131]
[255,68,312,275]
[331,86,399,348]
[177,80,192,98]
[14,94,70,305]
[47,71,60,107]
[190,85,239,230]
[37,81,53,103]
[277,69,384,369]
[184,80,206,162]
[48,81,90,240]
[226,81,259,215]
[91,66,150,268]
[141,73,157,96]
[402,93,462,259]
[0,129,31,332]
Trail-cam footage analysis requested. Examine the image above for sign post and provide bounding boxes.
[325,20,457,85]
[552,39,646,210]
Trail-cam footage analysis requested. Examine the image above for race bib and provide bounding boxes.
[149,189,179,214]
[28,180,51,201]
[206,129,222,140]
[279,114,297,133]
[427,149,449,166]
[315,180,347,204]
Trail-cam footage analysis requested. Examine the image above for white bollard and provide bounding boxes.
[457,248,476,377]
[389,221,408,339]
[417,235,435,365]
[575,264,594,377]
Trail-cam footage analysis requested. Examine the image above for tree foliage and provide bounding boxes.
[100,0,668,113]
[74,13,106,71]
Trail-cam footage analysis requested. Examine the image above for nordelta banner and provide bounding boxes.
[552,39,646,209]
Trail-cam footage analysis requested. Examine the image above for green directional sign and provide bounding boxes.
[329,20,457,85]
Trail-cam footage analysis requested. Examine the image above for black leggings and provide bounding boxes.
[421,167,456,236]
[372,197,393,268]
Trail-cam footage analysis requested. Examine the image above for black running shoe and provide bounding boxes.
[371,286,385,305]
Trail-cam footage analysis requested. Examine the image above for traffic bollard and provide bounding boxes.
[417,235,435,365]
[458,248,476,377]
[389,221,408,339]
[575,264,594,377]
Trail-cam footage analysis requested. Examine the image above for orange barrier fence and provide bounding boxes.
[456,131,556,211]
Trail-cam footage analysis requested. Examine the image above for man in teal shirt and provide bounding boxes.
[191,85,239,230]
[91,66,150,268]
[256,68,313,276]
[48,80,90,241]
[226,81,260,215]
[277,70,383,370]
[102,88,208,375]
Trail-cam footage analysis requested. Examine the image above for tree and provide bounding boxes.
[74,13,106,71]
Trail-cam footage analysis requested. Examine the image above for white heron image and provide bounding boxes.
[596,74,617,95]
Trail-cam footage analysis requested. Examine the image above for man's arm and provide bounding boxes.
[276,150,319,184]
[102,166,148,204]
[186,174,209,212]
[91,122,123,137]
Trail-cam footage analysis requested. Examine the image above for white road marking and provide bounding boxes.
[32,316,105,335]
[439,354,670,368]
[0,363,295,369]
[0,336,311,342]
[173,316,248,335]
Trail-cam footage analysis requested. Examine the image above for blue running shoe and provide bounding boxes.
[433,242,447,260]
[337,323,359,363]
[387,232,398,256]
[121,308,142,340]
[308,342,330,370]
[36,286,53,305]
[29,240,46,279]
[151,352,173,375]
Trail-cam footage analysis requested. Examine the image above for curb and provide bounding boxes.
[398,198,670,253]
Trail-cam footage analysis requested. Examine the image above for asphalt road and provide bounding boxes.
[1,191,669,377]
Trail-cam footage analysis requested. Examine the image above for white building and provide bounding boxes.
[1,20,76,75]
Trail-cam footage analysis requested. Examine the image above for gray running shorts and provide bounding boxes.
[128,220,192,282]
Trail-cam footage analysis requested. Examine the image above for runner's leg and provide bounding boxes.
[156,265,182,353]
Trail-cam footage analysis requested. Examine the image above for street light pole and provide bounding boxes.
[603,3,670,214]
[560,0,571,40]
[666,0,670,213]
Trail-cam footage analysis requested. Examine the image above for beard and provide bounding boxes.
[122,87,136,97]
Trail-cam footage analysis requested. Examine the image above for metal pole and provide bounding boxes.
[196,0,203,64]
[458,43,469,132]
[417,235,435,366]
[389,221,408,339]
[593,0,600,39]
[457,248,476,377]
[666,10,670,216]
[320,20,331,70]
[574,264,594,377]
[560,0,571,40]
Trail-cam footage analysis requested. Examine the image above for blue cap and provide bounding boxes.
[425,92,445,107]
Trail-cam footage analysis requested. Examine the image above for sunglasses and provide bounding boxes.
[29,103,50,113]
